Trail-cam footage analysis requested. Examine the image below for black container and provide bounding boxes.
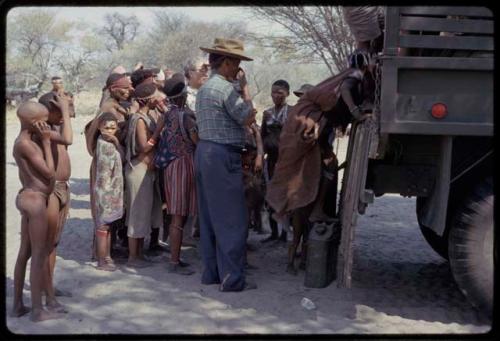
[304,221,340,288]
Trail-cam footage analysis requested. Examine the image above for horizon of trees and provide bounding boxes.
[6,7,355,110]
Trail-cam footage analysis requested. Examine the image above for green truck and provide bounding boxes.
[335,6,493,317]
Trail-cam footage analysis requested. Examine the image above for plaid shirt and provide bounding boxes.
[195,73,252,147]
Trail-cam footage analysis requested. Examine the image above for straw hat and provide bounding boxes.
[293,83,314,97]
[200,38,253,61]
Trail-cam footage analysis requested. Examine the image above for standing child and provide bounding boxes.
[11,102,61,322]
[93,112,125,271]
[156,77,198,275]
[38,91,74,297]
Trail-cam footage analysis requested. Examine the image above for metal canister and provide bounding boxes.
[304,221,340,288]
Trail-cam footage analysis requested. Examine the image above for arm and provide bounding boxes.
[340,77,364,119]
[23,122,55,180]
[101,133,125,162]
[135,119,156,154]
[49,93,73,145]
[223,88,256,126]
[85,117,101,156]
[251,123,263,173]
[339,77,359,112]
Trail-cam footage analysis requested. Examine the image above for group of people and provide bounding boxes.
[12,5,382,322]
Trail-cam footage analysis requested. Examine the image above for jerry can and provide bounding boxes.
[304,220,340,288]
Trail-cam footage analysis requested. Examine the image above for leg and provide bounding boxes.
[287,211,303,275]
[46,193,71,306]
[96,227,116,272]
[195,146,220,285]
[167,215,194,275]
[309,176,334,222]
[169,215,185,263]
[43,194,64,311]
[11,215,31,317]
[197,143,248,291]
[261,206,279,243]
[162,213,171,243]
[23,194,62,322]
[149,227,160,249]
[299,211,311,270]
[126,237,150,268]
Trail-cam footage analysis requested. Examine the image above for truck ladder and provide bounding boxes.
[336,115,377,288]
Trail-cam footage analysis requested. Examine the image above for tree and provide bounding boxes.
[100,12,139,52]
[145,10,247,70]
[249,6,356,74]
[7,9,73,94]
[54,34,105,93]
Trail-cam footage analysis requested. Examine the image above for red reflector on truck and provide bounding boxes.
[431,103,447,119]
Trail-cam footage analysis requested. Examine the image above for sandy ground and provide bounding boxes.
[4,116,491,334]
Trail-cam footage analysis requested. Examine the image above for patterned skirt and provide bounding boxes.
[163,153,197,216]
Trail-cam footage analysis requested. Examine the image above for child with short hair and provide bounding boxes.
[12,102,61,322]
[93,112,125,271]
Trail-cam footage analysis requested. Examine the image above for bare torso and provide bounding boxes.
[13,133,54,195]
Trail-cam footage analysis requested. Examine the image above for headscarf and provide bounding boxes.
[106,74,133,92]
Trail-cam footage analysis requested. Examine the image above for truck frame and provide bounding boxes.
[335,6,493,317]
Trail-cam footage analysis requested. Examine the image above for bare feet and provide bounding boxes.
[30,308,63,322]
[10,304,30,317]
[97,258,117,272]
[46,299,68,314]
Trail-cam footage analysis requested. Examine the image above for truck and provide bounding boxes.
[334,6,493,317]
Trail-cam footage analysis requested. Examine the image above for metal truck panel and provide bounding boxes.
[380,58,493,136]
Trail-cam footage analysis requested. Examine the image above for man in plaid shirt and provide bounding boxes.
[195,38,257,292]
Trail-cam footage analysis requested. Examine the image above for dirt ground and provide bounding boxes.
[4,115,491,334]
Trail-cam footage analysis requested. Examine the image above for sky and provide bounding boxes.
[8,6,271,34]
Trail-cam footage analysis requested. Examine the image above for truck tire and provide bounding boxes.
[416,197,449,260]
[448,178,493,318]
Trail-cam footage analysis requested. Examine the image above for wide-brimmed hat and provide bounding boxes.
[163,73,187,99]
[200,38,253,61]
[293,83,314,97]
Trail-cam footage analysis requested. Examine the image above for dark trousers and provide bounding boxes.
[195,140,248,291]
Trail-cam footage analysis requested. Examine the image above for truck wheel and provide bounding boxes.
[416,197,449,260]
[448,178,493,318]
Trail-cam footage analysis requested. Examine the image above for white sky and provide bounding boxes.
[8,6,270,34]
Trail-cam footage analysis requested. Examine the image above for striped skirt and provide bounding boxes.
[163,153,197,216]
